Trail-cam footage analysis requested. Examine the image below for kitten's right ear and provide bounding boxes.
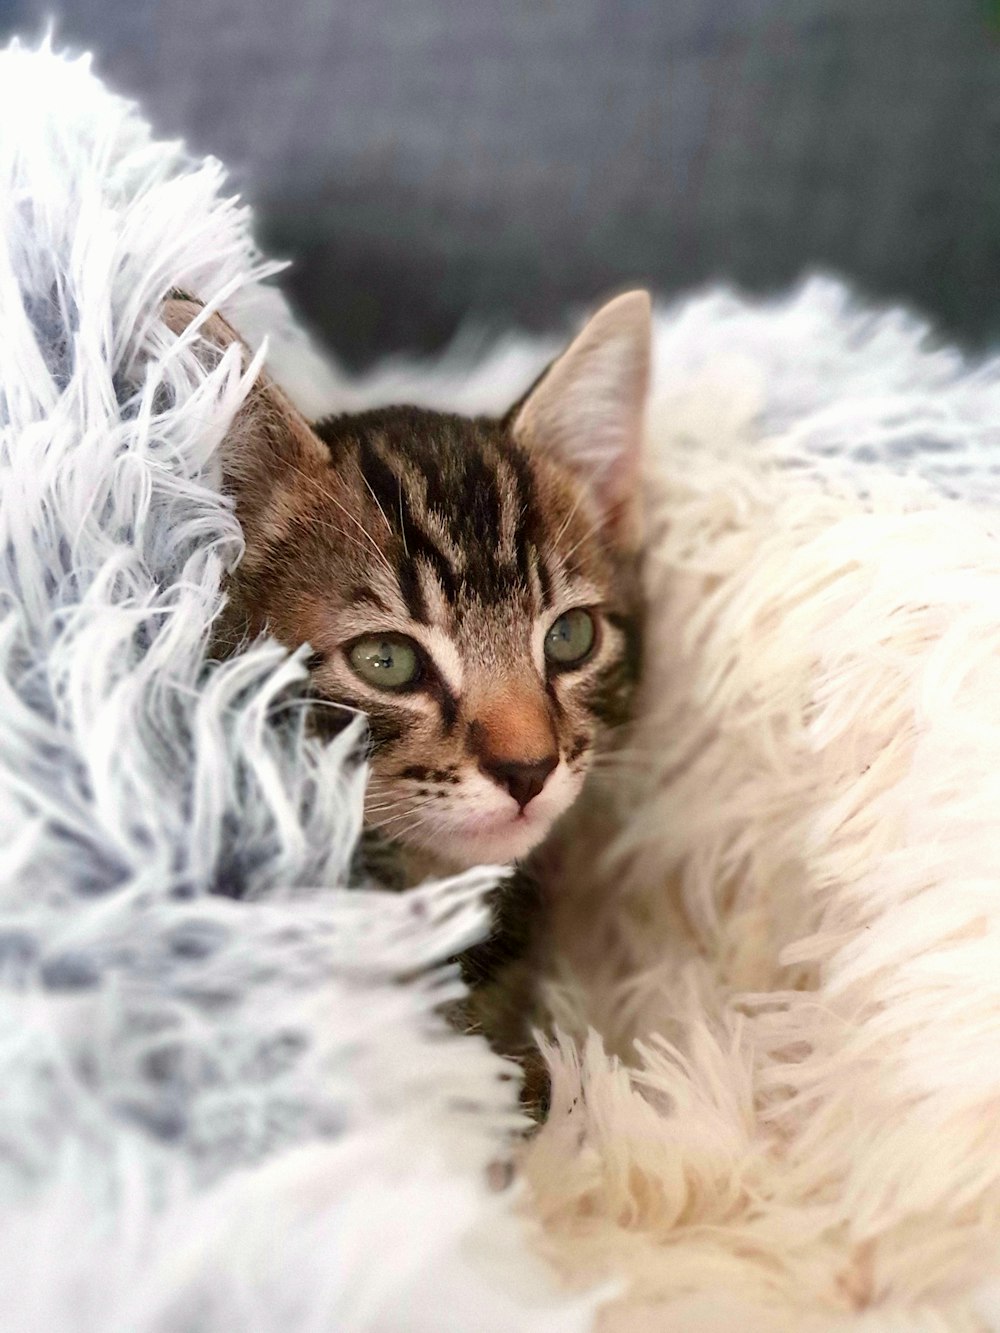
[161,297,328,542]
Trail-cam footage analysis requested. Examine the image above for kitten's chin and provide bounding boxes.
[406,810,556,873]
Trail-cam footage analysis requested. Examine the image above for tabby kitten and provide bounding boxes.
[164,290,651,1087]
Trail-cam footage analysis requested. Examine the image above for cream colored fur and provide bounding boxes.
[516,294,1000,1329]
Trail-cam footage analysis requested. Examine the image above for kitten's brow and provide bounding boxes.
[552,486,588,548]
[396,476,409,557]
[304,511,397,575]
[559,512,608,566]
[348,587,391,612]
[282,457,397,581]
[359,467,393,534]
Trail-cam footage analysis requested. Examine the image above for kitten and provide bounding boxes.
[163,290,651,1102]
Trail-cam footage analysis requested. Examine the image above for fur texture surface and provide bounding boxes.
[6,35,1000,1333]
[0,39,593,1333]
[524,291,1000,1329]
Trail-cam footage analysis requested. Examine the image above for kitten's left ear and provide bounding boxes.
[161,294,331,556]
[509,289,652,548]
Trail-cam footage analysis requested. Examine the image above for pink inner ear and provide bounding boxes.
[597,446,643,550]
[511,291,651,548]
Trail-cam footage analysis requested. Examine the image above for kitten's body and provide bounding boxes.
[165,291,651,1105]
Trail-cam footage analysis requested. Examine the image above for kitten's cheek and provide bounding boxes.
[528,763,586,825]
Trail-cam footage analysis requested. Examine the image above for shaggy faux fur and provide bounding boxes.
[5,35,1000,1333]
[523,298,1000,1329]
[0,39,593,1333]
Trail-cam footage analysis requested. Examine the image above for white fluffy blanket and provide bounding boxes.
[5,37,1000,1333]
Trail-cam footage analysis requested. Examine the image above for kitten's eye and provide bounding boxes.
[544,608,596,668]
[348,634,422,690]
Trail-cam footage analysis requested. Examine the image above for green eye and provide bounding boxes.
[544,608,596,668]
[348,634,422,690]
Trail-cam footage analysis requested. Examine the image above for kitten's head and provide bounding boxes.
[166,291,651,869]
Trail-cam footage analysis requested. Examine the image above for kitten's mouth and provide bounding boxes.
[427,801,561,867]
[465,807,536,831]
[370,766,586,869]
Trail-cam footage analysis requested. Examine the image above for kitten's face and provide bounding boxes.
[169,291,651,870]
[238,409,639,867]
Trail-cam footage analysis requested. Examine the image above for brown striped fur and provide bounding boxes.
[164,291,651,1102]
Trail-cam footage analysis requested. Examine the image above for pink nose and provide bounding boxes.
[479,754,558,809]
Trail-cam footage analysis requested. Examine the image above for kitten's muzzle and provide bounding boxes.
[468,689,560,809]
[479,754,558,810]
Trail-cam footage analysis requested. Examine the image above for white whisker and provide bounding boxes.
[359,467,393,534]
[370,798,439,829]
[559,512,606,566]
[552,486,588,548]
[396,476,409,557]
[379,812,437,844]
[283,457,397,580]
[366,796,437,816]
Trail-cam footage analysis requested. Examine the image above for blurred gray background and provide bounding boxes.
[2,0,999,368]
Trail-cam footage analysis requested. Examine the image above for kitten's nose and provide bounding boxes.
[469,690,558,810]
[481,754,558,810]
